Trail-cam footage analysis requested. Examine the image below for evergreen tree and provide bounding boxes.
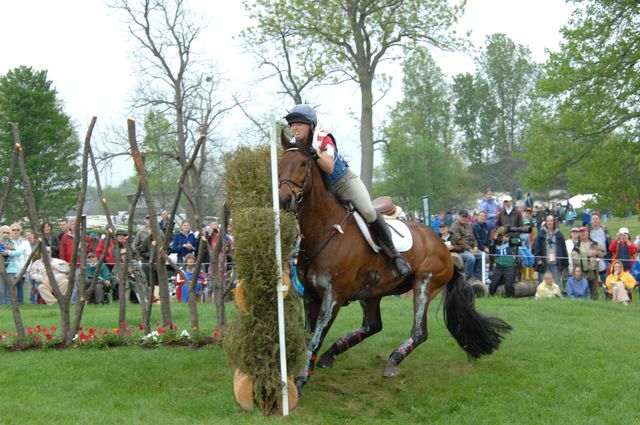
[0,66,80,222]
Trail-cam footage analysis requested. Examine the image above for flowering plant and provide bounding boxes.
[0,322,219,351]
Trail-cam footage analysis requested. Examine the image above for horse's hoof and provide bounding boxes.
[383,363,399,377]
[317,353,335,368]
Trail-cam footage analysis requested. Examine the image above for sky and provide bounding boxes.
[0,0,575,186]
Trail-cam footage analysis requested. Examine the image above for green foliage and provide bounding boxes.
[0,66,80,222]
[521,0,640,214]
[222,144,305,414]
[377,47,474,213]
[452,34,539,193]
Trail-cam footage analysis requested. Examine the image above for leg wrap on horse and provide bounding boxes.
[369,213,411,277]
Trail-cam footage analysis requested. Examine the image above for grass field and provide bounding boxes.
[1,295,639,425]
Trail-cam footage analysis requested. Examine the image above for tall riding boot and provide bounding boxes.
[369,214,411,277]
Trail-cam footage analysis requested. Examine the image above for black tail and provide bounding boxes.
[443,266,512,359]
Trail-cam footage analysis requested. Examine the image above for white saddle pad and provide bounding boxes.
[353,213,413,253]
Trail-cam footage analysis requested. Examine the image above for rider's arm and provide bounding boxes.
[316,134,336,174]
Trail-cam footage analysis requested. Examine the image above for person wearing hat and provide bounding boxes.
[570,226,605,300]
[134,215,152,258]
[608,227,637,271]
[488,226,518,297]
[565,226,581,276]
[495,195,524,230]
[284,104,410,277]
[449,209,481,281]
[96,229,128,269]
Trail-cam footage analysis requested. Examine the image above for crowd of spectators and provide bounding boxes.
[0,214,231,307]
[433,189,640,303]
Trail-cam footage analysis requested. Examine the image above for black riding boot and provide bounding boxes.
[369,214,411,277]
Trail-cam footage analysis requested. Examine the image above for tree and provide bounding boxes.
[141,110,180,207]
[109,0,231,222]
[244,0,465,192]
[378,49,473,212]
[452,34,538,193]
[0,66,80,222]
[521,0,640,214]
[391,47,454,150]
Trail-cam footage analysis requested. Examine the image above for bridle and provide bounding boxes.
[278,147,312,209]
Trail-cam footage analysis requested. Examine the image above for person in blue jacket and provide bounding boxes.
[171,221,198,263]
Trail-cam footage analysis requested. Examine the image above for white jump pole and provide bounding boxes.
[269,114,289,416]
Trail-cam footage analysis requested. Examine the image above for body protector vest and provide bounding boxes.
[312,128,349,185]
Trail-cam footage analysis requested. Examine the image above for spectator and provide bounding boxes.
[444,211,454,227]
[52,218,68,259]
[604,260,637,305]
[535,271,562,299]
[589,212,611,281]
[175,253,206,303]
[41,222,55,255]
[438,223,457,252]
[24,229,39,304]
[171,221,198,263]
[496,195,524,230]
[30,255,70,305]
[3,223,31,304]
[565,204,577,226]
[488,226,517,297]
[479,189,499,234]
[158,210,170,233]
[85,252,111,304]
[133,215,151,258]
[524,192,534,209]
[96,230,128,269]
[519,208,536,281]
[533,204,545,232]
[608,227,637,271]
[565,227,581,276]
[449,210,481,281]
[571,226,605,300]
[533,215,567,290]
[565,266,590,300]
[630,255,640,295]
[472,211,491,255]
[0,225,12,305]
[59,218,93,265]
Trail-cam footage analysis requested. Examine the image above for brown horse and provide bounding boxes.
[278,132,511,393]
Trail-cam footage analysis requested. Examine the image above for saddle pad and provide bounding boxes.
[387,219,413,252]
[353,213,413,253]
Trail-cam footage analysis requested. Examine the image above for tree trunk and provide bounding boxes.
[359,74,375,193]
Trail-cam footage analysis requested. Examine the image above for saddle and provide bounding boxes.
[351,197,413,253]
[372,196,404,220]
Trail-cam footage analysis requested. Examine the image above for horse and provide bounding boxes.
[277,131,511,394]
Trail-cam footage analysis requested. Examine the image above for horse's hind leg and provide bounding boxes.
[317,297,383,368]
[383,273,433,377]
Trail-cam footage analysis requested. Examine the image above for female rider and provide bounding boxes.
[284,104,411,277]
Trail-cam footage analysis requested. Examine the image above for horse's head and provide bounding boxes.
[278,130,313,213]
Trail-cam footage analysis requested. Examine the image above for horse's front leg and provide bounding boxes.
[384,273,432,377]
[296,288,341,395]
[317,297,383,368]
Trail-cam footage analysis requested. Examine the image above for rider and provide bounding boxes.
[284,104,411,277]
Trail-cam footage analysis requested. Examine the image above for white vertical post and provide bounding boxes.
[481,251,487,284]
[270,114,289,416]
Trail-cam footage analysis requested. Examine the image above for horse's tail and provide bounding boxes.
[443,265,512,359]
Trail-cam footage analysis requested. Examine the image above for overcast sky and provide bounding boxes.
[0,0,575,186]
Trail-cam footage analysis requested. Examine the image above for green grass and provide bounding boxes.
[1,296,639,425]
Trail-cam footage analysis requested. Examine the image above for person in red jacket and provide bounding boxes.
[59,218,93,264]
[609,227,638,271]
[96,230,128,268]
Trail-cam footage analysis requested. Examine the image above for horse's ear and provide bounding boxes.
[280,129,289,149]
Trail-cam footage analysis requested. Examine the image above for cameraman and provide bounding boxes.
[495,195,531,280]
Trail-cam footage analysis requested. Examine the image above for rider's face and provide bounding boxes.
[290,122,312,142]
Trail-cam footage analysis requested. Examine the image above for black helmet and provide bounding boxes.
[284,104,317,127]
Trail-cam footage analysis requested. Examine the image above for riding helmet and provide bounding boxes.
[284,104,317,127]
